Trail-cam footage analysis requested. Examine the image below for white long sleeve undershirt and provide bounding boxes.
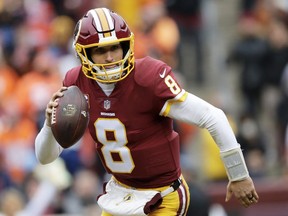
[167,92,239,152]
[35,121,63,164]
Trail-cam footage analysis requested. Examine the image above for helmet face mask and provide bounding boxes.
[73,8,135,83]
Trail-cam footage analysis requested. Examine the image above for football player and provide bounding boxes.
[35,7,259,216]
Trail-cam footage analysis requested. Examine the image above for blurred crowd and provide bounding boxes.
[226,0,288,177]
[0,0,288,215]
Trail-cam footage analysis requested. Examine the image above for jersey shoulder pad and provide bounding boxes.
[134,56,169,87]
[63,66,82,86]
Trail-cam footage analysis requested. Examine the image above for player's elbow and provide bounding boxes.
[35,151,57,165]
[214,106,226,119]
[34,130,62,165]
[202,105,227,129]
[35,142,59,165]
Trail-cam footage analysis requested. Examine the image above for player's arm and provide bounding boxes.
[164,92,259,207]
[35,87,67,164]
[165,92,238,151]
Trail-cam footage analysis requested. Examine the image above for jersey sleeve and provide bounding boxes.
[153,64,188,116]
[135,57,188,114]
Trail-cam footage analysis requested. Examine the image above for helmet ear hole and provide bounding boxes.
[86,48,94,62]
[121,41,130,56]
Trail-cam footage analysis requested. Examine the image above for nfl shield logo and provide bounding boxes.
[104,100,111,110]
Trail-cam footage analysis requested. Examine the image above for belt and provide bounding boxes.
[160,178,182,197]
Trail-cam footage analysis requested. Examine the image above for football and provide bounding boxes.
[51,85,89,148]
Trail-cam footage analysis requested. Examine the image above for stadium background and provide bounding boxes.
[0,0,288,215]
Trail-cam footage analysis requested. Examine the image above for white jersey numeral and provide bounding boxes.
[165,75,181,95]
[95,118,135,173]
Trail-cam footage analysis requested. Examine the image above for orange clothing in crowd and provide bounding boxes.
[0,66,19,103]
[14,70,62,119]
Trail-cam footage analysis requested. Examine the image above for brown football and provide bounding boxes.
[51,85,89,148]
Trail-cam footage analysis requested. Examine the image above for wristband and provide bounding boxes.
[220,147,249,181]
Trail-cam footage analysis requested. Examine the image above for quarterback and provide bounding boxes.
[35,7,259,215]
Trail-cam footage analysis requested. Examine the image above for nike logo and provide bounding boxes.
[159,68,166,78]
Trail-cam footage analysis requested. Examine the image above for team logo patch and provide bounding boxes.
[104,100,111,110]
[63,104,77,116]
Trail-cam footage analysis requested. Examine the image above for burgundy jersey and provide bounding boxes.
[63,56,186,188]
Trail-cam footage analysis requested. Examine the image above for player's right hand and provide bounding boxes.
[45,87,68,127]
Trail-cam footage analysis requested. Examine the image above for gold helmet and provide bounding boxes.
[73,8,134,83]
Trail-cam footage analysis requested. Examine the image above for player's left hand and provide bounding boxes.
[225,177,259,207]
